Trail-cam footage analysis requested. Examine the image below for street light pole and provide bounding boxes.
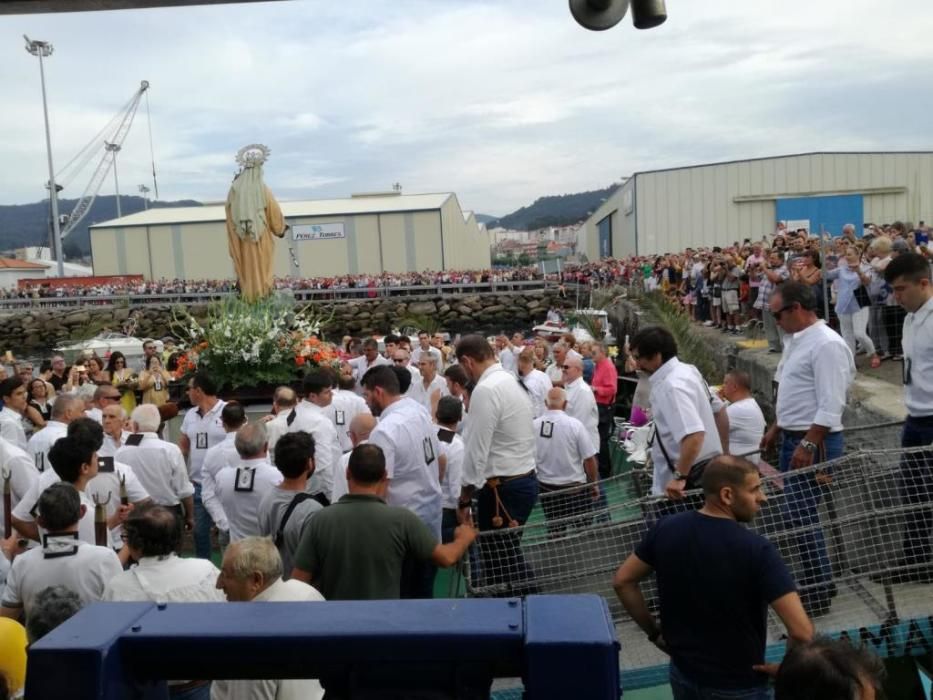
[25,35,64,277]
[138,184,150,210]
[106,142,122,218]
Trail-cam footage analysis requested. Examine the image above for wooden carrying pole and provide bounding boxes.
[2,470,11,539]
[92,492,111,547]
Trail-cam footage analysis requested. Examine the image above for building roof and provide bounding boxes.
[90,192,455,229]
[0,257,48,270]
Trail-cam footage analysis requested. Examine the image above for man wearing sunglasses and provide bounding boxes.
[761,281,855,617]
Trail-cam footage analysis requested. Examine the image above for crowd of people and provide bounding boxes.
[0,243,930,699]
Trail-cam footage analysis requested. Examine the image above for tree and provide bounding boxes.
[62,238,84,261]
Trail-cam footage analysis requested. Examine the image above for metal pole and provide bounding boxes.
[107,143,123,218]
[139,184,150,210]
[27,38,64,277]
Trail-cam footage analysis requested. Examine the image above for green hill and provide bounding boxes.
[488,185,618,230]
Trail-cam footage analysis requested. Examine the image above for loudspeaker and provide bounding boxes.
[569,0,629,31]
[630,0,667,29]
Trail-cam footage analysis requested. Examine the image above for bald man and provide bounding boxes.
[331,413,378,503]
[534,388,599,534]
[561,356,600,454]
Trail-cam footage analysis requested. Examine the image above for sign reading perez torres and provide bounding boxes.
[292,223,346,241]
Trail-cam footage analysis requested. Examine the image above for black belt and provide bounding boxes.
[907,415,933,426]
[781,429,808,438]
[485,469,535,487]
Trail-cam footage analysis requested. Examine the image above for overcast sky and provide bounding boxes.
[2,0,931,216]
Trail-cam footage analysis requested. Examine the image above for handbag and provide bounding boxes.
[854,283,871,309]
[651,426,712,490]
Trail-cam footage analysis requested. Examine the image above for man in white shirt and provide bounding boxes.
[409,355,449,414]
[330,374,371,453]
[27,394,84,474]
[348,338,392,385]
[286,374,341,504]
[102,503,223,603]
[629,326,725,502]
[331,413,377,504]
[213,537,325,700]
[534,387,599,536]
[100,404,130,457]
[85,385,123,425]
[0,436,39,536]
[454,335,538,595]
[265,386,299,454]
[410,332,442,369]
[882,253,933,582]
[0,377,29,449]
[546,343,570,388]
[178,372,227,559]
[495,335,519,376]
[201,402,248,545]
[118,404,195,531]
[517,349,552,419]
[1,483,122,620]
[762,281,855,616]
[215,423,283,542]
[719,370,766,464]
[362,366,443,598]
[435,396,465,544]
[561,356,600,454]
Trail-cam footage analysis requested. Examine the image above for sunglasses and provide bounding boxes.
[393,359,407,364]
[773,303,797,319]
[561,364,574,370]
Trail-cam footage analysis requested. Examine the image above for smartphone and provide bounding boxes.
[98,456,115,473]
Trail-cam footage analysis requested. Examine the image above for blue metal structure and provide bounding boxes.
[26,595,620,700]
[776,194,864,237]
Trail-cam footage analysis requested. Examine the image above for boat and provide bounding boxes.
[532,308,616,345]
[55,331,162,365]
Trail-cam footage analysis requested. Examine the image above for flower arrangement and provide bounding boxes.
[172,294,338,390]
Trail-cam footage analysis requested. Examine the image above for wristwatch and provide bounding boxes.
[799,439,819,453]
[672,472,688,481]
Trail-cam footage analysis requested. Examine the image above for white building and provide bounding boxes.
[579,152,933,259]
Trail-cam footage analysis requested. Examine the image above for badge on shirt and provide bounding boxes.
[335,410,346,426]
[903,358,912,386]
[422,437,436,465]
[42,532,80,559]
[196,432,208,450]
[437,428,455,444]
[34,452,45,472]
[98,456,115,473]
[539,421,554,438]
[234,467,256,493]
[126,433,144,446]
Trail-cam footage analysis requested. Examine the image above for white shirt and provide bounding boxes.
[215,457,283,541]
[370,398,443,538]
[85,407,103,424]
[437,429,464,510]
[498,346,519,376]
[328,389,371,453]
[100,430,131,458]
[116,433,195,506]
[648,357,723,496]
[26,420,68,474]
[903,295,933,417]
[545,362,564,387]
[410,345,442,369]
[0,436,40,529]
[331,444,358,504]
[0,409,27,450]
[519,368,552,418]
[775,320,855,431]
[2,537,122,615]
[265,410,291,456]
[103,554,225,603]
[13,470,95,544]
[564,376,599,452]
[286,402,341,500]
[407,373,449,414]
[180,399,227,482]
[725,397,767,464]
[461,363,537,489]
[533,410,597,486]
[211,578,325,700]
[349,353,392,384]
[201,432,240,532]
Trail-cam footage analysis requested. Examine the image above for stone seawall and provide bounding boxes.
[0,289,575,352]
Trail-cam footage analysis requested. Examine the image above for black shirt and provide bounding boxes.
[635,511,796,689]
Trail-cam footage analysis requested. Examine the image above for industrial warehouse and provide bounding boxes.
[88,190,491,280]
[579,151,933,258]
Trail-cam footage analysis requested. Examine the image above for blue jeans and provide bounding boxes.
[670,663,772,700]
[779,431,843,603]
[900,416,933,566]
[476,472,539,595]
[192,482,213,560]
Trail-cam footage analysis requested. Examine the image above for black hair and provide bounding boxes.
[391,365,412,395]
[443,364,469,387]
[67,417,104,452]
[0,376,24,399]
[221,401,247,429]
[883,251,931,285]
[274,431,316,479]
[37,482,82,530]
[48,436,96,484]
[435,395,463,425]
[629,326,678,364]
[701,455,758,497]
[361,365,400,395]
[105,351,127,375]
[123,504,182,557]
[190,371,218,396]
[348,443,386,484]
[776,280,818,312]
[775,636,884,700]
[303,369,332,397]
[455,334,495,362]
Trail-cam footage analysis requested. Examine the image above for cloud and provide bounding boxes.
[1,0,931,217]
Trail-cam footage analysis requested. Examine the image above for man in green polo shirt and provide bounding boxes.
[290,444,476,600]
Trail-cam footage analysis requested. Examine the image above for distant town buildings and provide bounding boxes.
[490,223,582,263]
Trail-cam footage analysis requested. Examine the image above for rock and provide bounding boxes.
[407,301,437,316]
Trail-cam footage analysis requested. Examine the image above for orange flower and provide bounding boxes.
[295,356,306,366]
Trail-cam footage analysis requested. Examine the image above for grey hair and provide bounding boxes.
[51,393,83,420]
[131,403,161,433]
[545,388,568,409]
[26,585,83,643]
[273,386,298,409]
[75,383,97,402]
[228,536,282,583]
[235,422,268,458]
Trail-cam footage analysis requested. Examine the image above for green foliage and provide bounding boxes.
[489,185,617,230]
[396,313,442,336]
[636,291,719,382]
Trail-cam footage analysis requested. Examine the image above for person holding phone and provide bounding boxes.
[138,355,171,407]
[824,246,880,368]
[107,352,137,416]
